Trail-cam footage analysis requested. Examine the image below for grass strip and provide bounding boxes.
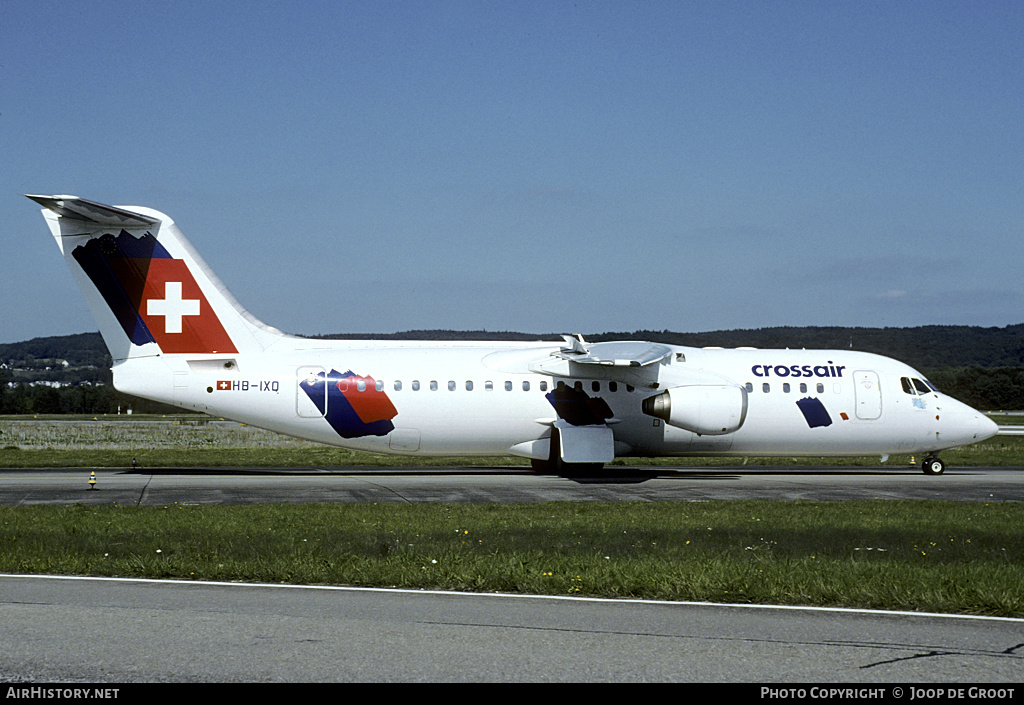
[1,500,1021,617]
[3,415,1022,467]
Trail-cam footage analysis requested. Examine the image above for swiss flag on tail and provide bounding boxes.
[138,259,237,354]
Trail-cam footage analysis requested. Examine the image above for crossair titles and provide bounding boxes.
[751,362,847,379]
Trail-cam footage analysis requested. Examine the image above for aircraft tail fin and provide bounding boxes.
[28,195,287,361]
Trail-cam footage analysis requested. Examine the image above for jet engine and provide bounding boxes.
[641,385,748,436]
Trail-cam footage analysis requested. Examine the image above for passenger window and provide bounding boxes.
[816,383,824,393]
[412,380,420,391]
[430,381,438,391]
[762,383,770,393]
[522,381,530,391]
[394,380,402,391]
[448,380,456,391]
[375,380,384,392]
[540,381,548,392]
[485,381,493,391]
[783,383,791,393]
[592,381,600,392]
[466,380,473,391]
[505,381,513,391]
[609,381,617,392]
[799,383,807,394]
[356,379,366,392]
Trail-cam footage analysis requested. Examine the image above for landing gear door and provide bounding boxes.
[854,370,882,420]
[297,366,326,417]
[554,419,615,464]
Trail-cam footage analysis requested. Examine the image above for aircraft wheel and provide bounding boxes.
[922,457,946,475]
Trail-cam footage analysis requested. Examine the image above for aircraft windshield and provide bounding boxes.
[902,376,938,395]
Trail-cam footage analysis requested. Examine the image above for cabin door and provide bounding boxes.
[853,370,882,420]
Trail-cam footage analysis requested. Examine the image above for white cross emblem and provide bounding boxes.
[147,281,200,334]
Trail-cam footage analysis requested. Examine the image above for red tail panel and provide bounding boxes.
[139,258,237,354]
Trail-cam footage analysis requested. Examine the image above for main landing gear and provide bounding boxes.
[922,455,946,475]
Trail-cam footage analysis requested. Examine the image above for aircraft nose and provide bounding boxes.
[978,412,999,440]
[942,400,998,445]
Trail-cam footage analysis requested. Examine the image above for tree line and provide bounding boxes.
[0,374,179,415]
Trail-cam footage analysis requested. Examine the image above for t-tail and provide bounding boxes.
[28,195,290,411]
[28,195,285,360]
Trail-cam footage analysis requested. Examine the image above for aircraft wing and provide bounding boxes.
[554,336,673,367]
[528,336,673,381]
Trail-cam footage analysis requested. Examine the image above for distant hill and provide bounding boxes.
[5,325,1024,372]
[0,332,111,370]
[313,325,1024,370]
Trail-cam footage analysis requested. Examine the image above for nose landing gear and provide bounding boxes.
[922,455,946,475]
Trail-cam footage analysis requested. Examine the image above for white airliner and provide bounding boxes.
[29,195,998,475]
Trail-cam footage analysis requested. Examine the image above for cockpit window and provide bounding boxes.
[902,376,937,395]
[912,378,932,394]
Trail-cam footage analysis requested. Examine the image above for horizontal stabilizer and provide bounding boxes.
[26,194,159,228]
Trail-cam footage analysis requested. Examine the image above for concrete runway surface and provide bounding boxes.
[1,574,1022,683]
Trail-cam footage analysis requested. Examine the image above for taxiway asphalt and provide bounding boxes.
[0,465,1022,506]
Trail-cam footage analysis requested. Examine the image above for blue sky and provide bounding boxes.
[3,0,1023,343]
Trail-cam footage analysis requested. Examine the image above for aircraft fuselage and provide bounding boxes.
[114,341,994,461]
